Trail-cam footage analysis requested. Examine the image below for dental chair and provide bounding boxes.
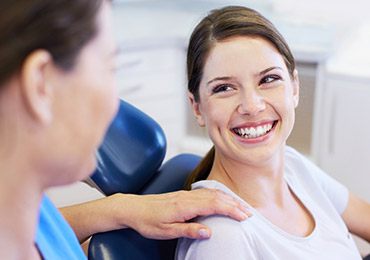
[87,99,201,260]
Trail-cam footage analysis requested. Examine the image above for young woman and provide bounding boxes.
[0,1,250,258]
[177,6,370,259]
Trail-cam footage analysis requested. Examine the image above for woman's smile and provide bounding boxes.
[231,120,278,142]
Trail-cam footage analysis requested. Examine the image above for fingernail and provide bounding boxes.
[198,228,210,238]
[244,208,253,217]
[243,206,253,215]
[240,210,252,220]
[239,212,249,220]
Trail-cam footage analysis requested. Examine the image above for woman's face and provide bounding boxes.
[48,1,119,184]
[190,36,299,166]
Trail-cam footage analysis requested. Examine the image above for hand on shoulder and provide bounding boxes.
[112,188,251,240]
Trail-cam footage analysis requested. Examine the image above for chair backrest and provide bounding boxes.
[88,99,201,260]
[90,99,167,196]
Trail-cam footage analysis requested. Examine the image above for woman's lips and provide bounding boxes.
[232,120,278,140]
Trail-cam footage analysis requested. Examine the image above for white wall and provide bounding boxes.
[273,0,370,38]
[205,0,370,42]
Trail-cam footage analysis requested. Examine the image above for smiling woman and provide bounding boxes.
[184,5,297,188]
[192,36,298,163]
[177,5,370,260]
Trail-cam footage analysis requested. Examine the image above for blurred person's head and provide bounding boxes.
[0,0,118,187]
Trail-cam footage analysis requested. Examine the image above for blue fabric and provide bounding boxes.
[35,195,86,260]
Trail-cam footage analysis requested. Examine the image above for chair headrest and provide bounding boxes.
[91,99,166,196]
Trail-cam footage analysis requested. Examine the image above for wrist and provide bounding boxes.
[108,193,135,231]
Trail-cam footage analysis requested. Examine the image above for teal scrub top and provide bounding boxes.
[35,195,86,259]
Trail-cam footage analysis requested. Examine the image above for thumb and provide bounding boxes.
[171,223,212,240]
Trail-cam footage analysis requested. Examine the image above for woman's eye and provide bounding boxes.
[260,74,281,84]
[212,84,233,94]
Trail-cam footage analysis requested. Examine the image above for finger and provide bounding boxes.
[169,223,212,240]
[193,188,246,208]
[190,189,252,220]
[202,201,250,221]
[211,190,252,217]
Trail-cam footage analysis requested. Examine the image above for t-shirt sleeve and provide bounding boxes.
[176,216,258,260]
[312,165,348,214]
[287,146,349,214]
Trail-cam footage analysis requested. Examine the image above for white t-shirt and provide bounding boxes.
[176,146,361,260]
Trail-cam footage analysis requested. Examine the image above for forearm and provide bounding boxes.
[342,192,370,243]
[60,193,130,243]
[60,189,250,242]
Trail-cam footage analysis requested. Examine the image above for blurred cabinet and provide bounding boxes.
[314,75,370,201]
[312,23,370,203]
[115,41,188,158]
[312,73,370,256]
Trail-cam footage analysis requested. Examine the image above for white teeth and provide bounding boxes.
[234,123,274,139]
[257,126,263,134]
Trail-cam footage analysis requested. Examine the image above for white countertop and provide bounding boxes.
[112,0,335,63]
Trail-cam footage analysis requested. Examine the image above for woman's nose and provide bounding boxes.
[237,89,265,116]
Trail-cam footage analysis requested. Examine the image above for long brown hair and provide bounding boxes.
[185,6,296,189]
[0,0,103,86]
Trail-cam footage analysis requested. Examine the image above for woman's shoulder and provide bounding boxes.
[176,215,257,260]
[177,180,259,260]
[197,213,251,235]
[191,180,256,238]
[284,145,322,180]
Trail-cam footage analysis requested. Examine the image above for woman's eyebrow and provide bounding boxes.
[207,76,233,85]
[206,67,283,85]
[259,66,283,76]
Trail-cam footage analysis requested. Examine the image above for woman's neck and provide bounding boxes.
[207,146,316,237]
[208,147,289,208]
[0,154,44,259]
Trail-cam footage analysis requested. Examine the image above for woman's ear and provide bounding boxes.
[292,69,300,108]
[19,50,54,125]
[188,92,205,127]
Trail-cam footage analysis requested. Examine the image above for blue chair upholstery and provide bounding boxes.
[91,99,167,196]
[88,99,201,260]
